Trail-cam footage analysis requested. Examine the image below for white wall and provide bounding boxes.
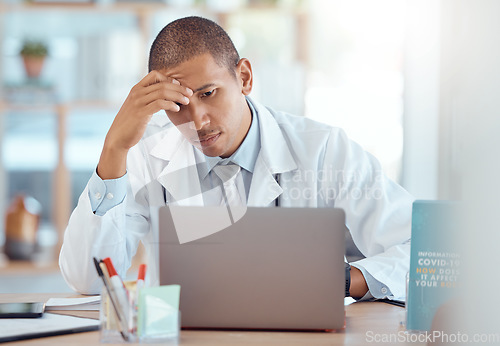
[404,1,500,334]
[440,0,500,336]
[401,0,440,199]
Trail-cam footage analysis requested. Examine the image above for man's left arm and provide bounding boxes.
[324,128,414,301]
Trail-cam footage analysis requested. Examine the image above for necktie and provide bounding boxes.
[212,164,245,207]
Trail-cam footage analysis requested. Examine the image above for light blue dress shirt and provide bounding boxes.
[87,98,390,300]
[193,98,260,201]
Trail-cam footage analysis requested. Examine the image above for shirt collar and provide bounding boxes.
[196,98,261,180]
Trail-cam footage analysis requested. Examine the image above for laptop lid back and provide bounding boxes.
[159,206,346,331]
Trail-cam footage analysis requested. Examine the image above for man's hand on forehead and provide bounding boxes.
[151,71,195,108]
[95,70,194,180]
[141,70,193,112]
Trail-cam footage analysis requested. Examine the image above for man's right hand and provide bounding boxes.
[97,70,193,180]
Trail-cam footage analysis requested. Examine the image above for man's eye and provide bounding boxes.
[202,90,214,97]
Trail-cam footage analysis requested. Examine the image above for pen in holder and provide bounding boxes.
[94,258,180,344]
[100,280,138,343]
[100,283,181,344]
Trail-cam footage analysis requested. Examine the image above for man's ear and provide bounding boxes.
[236,58,253,95]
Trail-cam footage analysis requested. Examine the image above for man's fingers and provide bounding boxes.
[144,80,192,98]
[142,81,193,108]
[144,99,180,115]
[134,71,194,114]
[138,70,166,86]
[141,86,190,108]
[138,70,182,87]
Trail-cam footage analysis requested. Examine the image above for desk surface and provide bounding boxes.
[0,293,423,345]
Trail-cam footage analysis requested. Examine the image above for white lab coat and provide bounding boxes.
[59,98,413,300]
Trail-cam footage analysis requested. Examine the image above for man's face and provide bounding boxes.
[161,53,253,158]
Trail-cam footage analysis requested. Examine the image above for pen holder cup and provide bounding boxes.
[99,282,138,343]
[136,286,181,344]
[100,283,181,344]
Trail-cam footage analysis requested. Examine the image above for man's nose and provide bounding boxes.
[188,102,210,131]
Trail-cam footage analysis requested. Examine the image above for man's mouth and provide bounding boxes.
[196,133,221,147]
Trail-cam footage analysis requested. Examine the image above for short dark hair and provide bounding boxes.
[148,16,240,75]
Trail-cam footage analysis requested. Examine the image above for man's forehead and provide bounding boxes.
[162,54,217,77]
[160,53,231,89]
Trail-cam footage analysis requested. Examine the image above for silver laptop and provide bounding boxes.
[158,206,346,331]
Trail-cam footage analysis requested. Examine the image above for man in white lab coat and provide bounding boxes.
[60,16,413,301]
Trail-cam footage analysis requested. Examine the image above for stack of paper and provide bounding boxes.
[45,296,101,311]
[0,313,100,343]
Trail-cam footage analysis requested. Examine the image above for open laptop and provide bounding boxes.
[158,206,346,331]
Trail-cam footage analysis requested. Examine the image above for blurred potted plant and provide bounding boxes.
[20,40,48,79]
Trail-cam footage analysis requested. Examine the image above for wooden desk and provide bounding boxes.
[1,293,423,345]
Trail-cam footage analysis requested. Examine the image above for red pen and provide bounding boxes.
[137,264,147,288]
[135,264,146,303]
[102,258,130,321]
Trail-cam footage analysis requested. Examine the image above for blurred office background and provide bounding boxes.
[0,1,498,326]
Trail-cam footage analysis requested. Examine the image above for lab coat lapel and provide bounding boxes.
[148,126,204,206]
[248,156,282,206]
[247,98,297,206]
